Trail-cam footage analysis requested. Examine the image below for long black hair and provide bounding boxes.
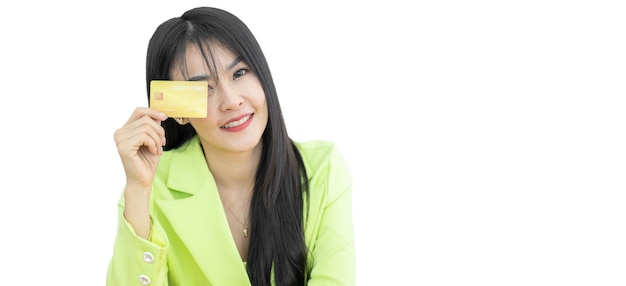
[145,7,309,286]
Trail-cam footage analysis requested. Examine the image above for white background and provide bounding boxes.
[1,0,625,285]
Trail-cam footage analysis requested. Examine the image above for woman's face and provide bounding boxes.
[170,43,268,155]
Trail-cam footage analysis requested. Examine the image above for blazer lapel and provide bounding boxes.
[154,137,251,285]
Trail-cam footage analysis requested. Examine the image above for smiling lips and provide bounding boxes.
[221,114,253,132]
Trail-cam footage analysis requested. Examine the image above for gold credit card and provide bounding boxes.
[149,80,208,118]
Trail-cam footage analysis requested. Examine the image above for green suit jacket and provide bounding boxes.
[107,136,355,285]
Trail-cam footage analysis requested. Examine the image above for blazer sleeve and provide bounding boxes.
[106,194,170,286]
[307,146,356,286]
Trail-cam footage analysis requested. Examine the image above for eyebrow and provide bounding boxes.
[187,57,243,81]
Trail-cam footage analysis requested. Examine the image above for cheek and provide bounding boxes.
[189,113,218,127]
[244,76,265,96]
[205,97,217,110]
[254,96,269,119]
[249,83,267,107]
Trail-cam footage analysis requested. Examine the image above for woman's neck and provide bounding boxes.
[201,142,262,193]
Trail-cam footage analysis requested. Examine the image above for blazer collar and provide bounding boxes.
[155,136,251,285]
[166,136,209,195]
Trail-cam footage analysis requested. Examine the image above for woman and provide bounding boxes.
[107,6,355,286]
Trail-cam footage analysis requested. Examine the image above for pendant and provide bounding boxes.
[243,228,248,238]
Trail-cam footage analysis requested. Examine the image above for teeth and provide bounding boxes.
[222,115,251,128]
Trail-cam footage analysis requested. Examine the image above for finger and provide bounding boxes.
[125,107,168,125]
[117,129,161,157]
[137,117,166,154]
[134,115,166,146]
[117,114,166,143]
[116,120,165,156]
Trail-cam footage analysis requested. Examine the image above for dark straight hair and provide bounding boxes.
[145,7,309,286]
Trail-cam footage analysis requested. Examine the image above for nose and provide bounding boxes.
[218,82,244,111]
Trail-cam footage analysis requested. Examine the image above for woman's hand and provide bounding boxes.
[113,107,168,191]
[113,107,167,239]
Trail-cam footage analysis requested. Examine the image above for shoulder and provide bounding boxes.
[294,140,352,199]
[295,140,349,173]
[295,140,338,163]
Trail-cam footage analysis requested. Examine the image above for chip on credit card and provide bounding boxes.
[149,80,208,118]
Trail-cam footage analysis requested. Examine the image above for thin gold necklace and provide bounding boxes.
[223,202,249,238]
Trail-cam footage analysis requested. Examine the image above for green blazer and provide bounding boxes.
[106,136,355,285]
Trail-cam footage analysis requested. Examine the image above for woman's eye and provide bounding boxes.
[233,68,248,79]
